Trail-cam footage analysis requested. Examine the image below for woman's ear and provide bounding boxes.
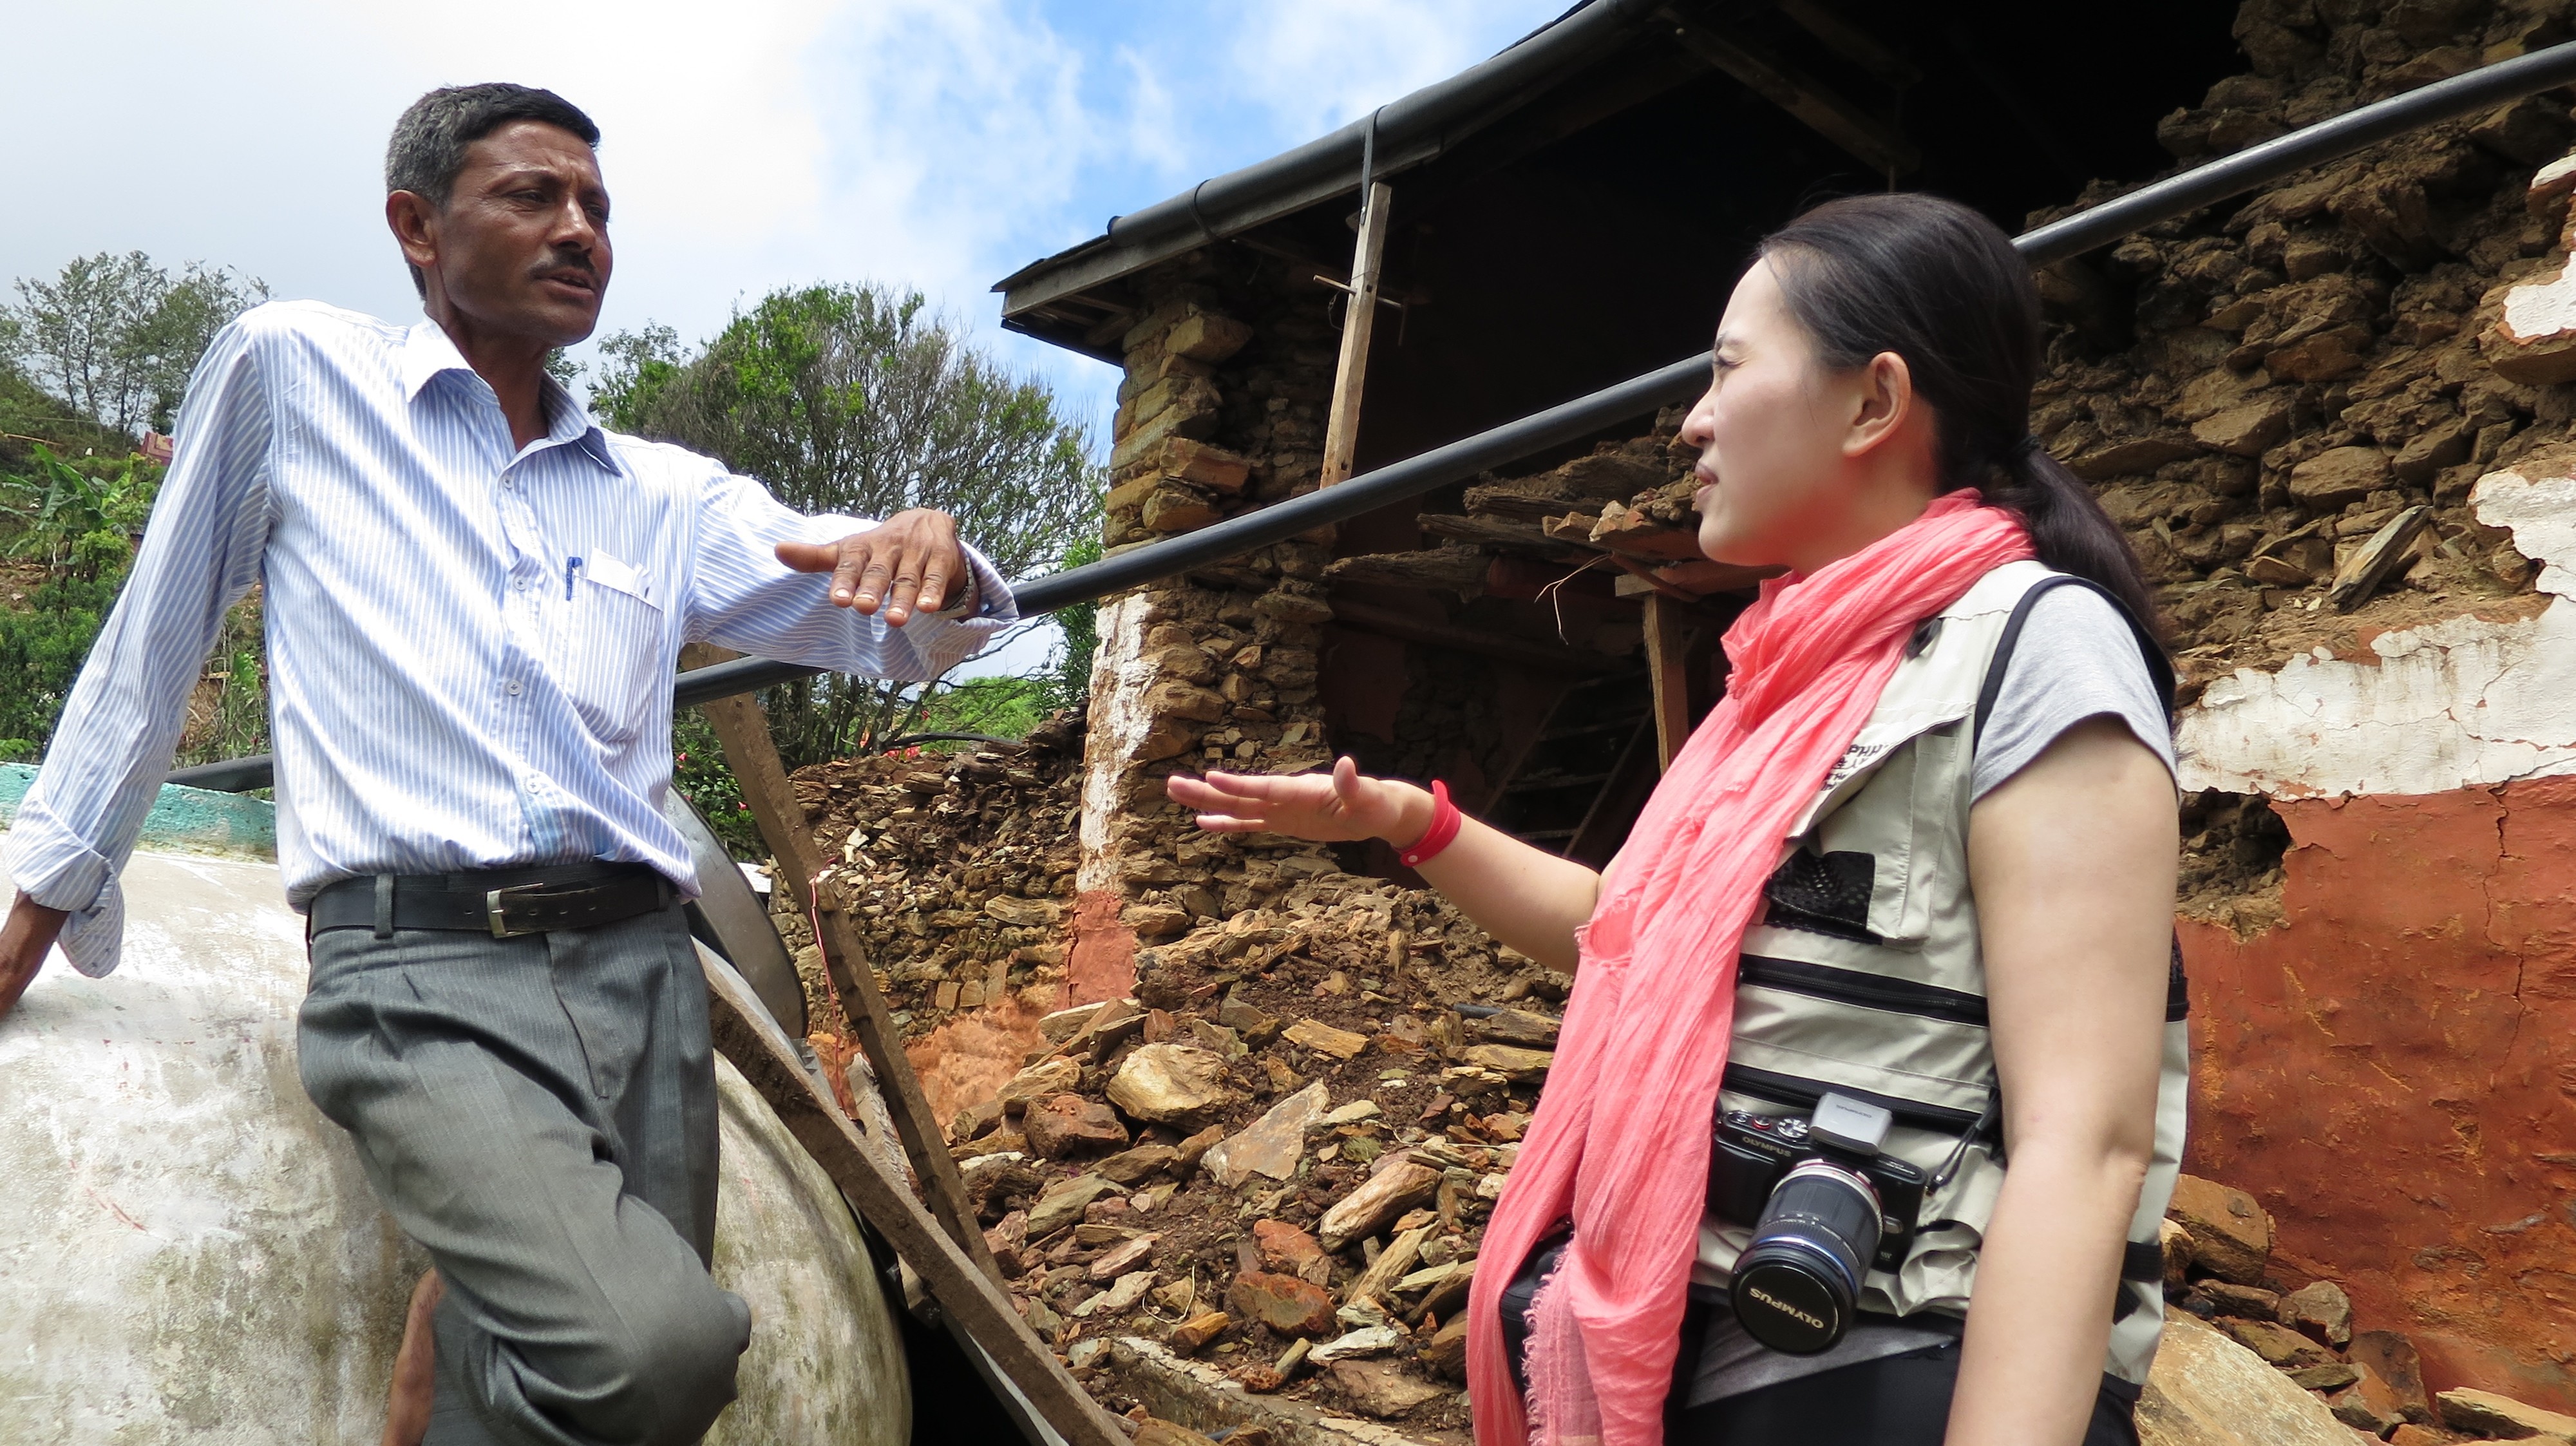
[1842,350,1915,459]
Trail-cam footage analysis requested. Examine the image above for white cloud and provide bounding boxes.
[1218,0,1548,139]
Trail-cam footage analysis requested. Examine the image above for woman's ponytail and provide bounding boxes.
[1984,441,2165,634]
[1759,193,2168,651]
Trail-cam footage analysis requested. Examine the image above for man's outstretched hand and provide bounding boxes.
[775,508,969,627]
[0,891,69,1024]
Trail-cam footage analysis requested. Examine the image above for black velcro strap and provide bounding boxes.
[1971,574,2176,750]
[312,862,670,937]
[2110,1239,2168,1323]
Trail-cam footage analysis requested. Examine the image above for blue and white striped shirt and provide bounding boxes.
[6,301,1015,977]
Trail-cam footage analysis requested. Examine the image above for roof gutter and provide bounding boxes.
[167,38,2576,796]
[992,0,1666,320]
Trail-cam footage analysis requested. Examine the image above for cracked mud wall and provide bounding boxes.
[2178,778,2576,1413]
[2177,448,2576,1414]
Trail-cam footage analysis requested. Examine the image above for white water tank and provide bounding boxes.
[0,772,907,1444]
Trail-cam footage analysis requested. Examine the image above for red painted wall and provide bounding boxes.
[2179,777,2576,1411]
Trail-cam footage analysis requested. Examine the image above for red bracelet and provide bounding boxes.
[1398,780,1463,869]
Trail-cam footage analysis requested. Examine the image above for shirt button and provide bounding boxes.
[503,479,517,490]
[505,680,523,696]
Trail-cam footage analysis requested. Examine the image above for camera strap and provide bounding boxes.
[1926,1085,2003,1190]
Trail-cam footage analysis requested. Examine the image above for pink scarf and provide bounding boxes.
[1466,494,2034,1445]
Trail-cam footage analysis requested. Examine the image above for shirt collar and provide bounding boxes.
[401,320,616,472]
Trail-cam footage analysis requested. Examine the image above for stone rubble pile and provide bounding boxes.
[768,713,1555,1430]
[949,888,1564,1433]
[2157,1173,2576,1445]
[768,713,1088,1027]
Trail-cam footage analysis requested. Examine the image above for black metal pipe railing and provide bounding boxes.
[164,39,2576,796]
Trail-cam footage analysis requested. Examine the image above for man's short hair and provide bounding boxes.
[385,84,600,294]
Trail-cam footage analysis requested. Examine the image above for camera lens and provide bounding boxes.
[1728,1161,1882,1355]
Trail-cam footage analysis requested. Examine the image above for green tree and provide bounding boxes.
[596,283,1103,770]
[2,252,268,436]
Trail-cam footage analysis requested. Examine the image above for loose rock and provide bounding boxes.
[1027,1174,1113,1239]
[1200,1081,1327,1187]
[1309,1325,1405,1365]
[2167,1175,2273,1286]
[2437,1388,2576,1441]
[1252,1219,1329,1282]
[1023,1094,1130,1159]
[1166,1311,1229,1355]
[1106,1043,1232,1125]
[1088,1233,1159,1280]
[2280,1280,2353,1348]
[1318,1159,1443,1251]
[1282,1019,1368,1059]
[2215,1318,2333,1369]
[1227,1270,1337,1338]
[1329,1360,1449,1419]
[2136,1313,2358,1446]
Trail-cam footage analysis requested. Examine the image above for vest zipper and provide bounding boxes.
[1719,1062,1990,1136]
[1738,954,1991,1027]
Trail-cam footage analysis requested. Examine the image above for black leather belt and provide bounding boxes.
[310,862,674,939]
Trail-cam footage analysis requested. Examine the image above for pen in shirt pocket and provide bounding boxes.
[565,556,582,600]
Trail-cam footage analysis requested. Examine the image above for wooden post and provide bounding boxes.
[1642,593,1692,772]
[697,946,1128,1446]
[681,645,1003,1285]
[1318,180,1394,489]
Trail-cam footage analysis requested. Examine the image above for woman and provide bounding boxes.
[1168,193,2182,1446]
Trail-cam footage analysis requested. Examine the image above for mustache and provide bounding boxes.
[533,256,600,287]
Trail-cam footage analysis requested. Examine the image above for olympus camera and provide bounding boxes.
[1707,1093,1927,1354]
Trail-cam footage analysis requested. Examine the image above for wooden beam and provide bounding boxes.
[1776,0,1921,88]
[1318,180,1395,489]
[1661,10,1918,175]
[697,947,1130,1446]
[680,645,1003,1286]
[1643,593,1693,771]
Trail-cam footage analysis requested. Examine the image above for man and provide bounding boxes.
[0,84,1014,1445]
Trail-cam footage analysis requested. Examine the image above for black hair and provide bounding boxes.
[1757,193,2166,645]
[384,83,600,296]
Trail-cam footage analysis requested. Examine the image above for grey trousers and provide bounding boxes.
[298,901,753,1446]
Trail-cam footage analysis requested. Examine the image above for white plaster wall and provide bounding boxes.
[1078,591,1157,895]
[0,845,907,1445]
[2178,458,2576,797]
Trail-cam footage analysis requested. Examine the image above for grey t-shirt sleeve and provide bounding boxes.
[1969,584,2177,802]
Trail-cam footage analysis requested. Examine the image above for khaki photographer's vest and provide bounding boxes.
[1690,558,2188,1387]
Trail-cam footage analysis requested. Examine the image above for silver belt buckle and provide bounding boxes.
[486,882,548,938]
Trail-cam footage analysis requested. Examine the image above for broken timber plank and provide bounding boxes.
[1643,593,1693,772]
[697,946,1130,1446]
[681,643,1003,1285]
[1417,513,1568,553]
[1319,180,1394,489]
[1542,508,1709,563]
[1320,546,1492,595]
[2329,503,2433,611]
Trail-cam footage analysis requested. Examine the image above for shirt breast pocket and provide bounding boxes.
[558,553,665,745]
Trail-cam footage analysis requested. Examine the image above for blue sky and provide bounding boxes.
[1,0,1569,672]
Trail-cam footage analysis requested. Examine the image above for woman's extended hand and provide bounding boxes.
[1166,757,1430,846]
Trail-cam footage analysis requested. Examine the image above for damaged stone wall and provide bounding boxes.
[780,0,2576,1425]
[1074,264,1364,1015]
